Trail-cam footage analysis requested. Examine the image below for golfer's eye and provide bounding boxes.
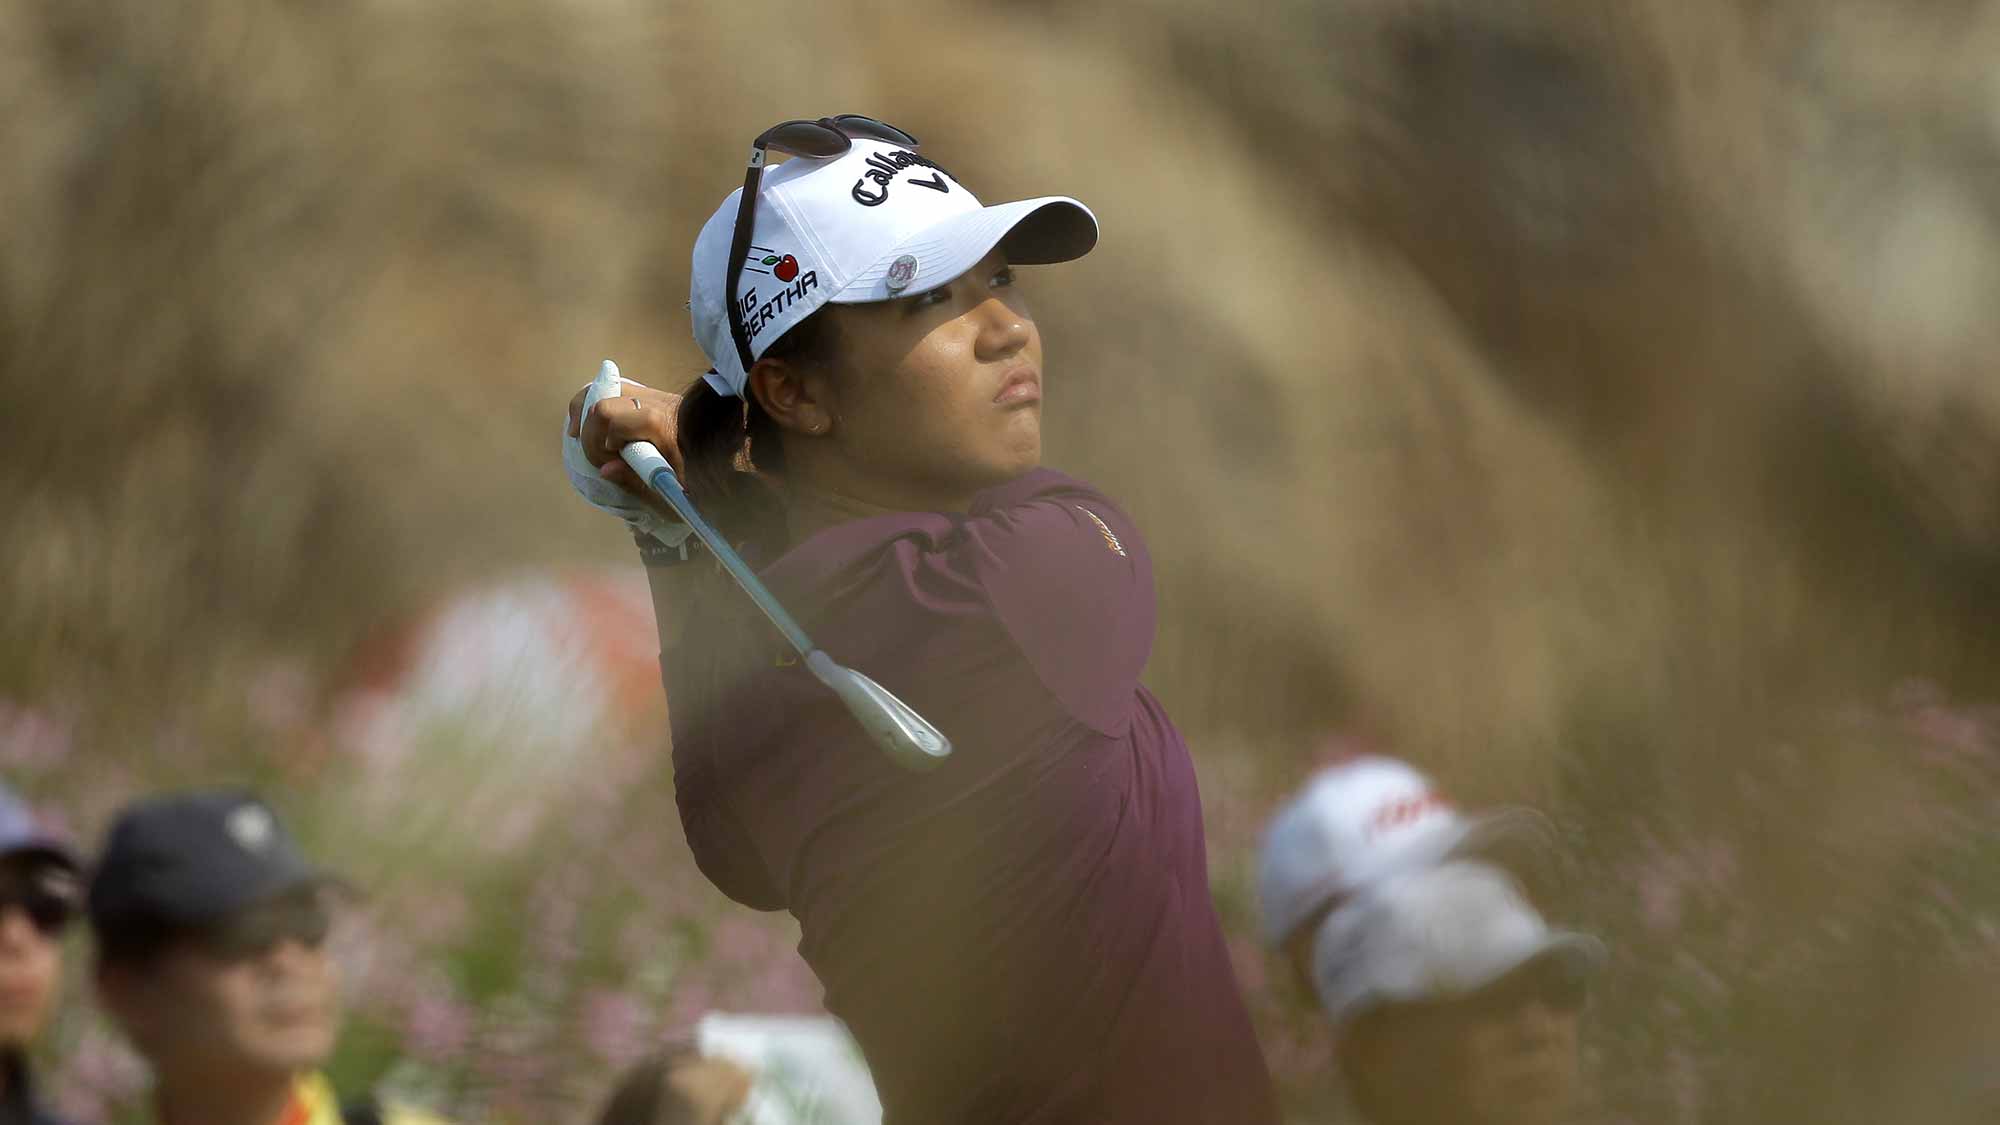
[991,266,1015,288]
[908,285,951,311]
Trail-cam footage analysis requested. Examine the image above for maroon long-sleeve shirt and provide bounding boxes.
[664,469,1278,1124]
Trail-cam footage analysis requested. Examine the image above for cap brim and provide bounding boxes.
[1330,931,1607,1025]
[1449,806,1557,865]
[186,866,353,928]
[832,196,1098,304]
[1487,930,1608,991]
[264,868,355,904]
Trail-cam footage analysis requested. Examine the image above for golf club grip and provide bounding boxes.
[619,441,816,657]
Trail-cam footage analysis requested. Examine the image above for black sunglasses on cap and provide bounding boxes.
[0,862,78,937]
[723,114,921,376]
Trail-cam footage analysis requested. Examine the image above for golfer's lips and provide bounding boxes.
[994,368,1041,406]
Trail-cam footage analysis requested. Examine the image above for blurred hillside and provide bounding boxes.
[3,0,1999,1121]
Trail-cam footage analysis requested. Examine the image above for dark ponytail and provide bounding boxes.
[675,309,836,545]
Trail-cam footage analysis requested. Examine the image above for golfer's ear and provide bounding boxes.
[748,358,823,436]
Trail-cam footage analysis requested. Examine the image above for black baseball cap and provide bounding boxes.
[87,789,341,939]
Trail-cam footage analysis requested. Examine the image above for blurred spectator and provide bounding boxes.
[86,790,449,1125]
[0,782,79,1125]
[1313,861,1604,1125]
[1257,754,1549,997]
[596,1046,749,1125]
[596,1014,882,1125]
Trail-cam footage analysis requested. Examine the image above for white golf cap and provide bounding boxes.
[1256,754,1551,948]
[1312,860,1606,1027]
[689,135,1098,397]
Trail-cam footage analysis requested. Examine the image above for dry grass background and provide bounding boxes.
[3,0,1999,1121]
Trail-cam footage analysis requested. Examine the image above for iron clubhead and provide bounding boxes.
[805,650,952,770]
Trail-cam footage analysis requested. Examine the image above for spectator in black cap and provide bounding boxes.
[87,789,448,1125]
[0,781,79,1125]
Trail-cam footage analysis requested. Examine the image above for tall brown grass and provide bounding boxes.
[4,0,1998,1120]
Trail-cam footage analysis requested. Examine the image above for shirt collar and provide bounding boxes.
[283,1073,343,1125]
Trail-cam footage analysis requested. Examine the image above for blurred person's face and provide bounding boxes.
[1340,956,1585,1125]
[751,248,1043,512]
[0,854,75,1047]
[98,889,340,1084]
[665,1056,754,1124]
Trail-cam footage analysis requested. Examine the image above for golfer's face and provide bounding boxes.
[821,247,1044,497]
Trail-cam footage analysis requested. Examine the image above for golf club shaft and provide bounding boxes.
[619,441,816,659]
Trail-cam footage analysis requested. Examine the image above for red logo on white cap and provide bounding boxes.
[1366,792,1452,839]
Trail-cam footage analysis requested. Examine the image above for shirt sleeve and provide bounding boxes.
[664,643,789,912]
[917,470,1157,736]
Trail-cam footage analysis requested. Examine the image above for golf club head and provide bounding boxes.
[805,650,952,771]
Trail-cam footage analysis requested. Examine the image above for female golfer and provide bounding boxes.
[566,115,1277,1123]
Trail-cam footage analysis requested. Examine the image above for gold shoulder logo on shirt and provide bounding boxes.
[1074,506,1127,557]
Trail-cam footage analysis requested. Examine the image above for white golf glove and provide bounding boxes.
[563,360,693,549]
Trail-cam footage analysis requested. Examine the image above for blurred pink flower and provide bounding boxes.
[475,798,543,858]
[0,699,72,770]
[581,988,656,1067]
[1692,840,1737,887]
[398,887,473,948]
[664,979,717,1029]
[1890,678,1948,712]
[405,989,477,1062]
[711,914,782,969]
[57,1026,148,1121]
[1666,1046,1705,1125]
[331,691,413,773]
[247,659,317,731]
[1637,860,1685,934]
[525,870,586,970]
[1909,704,1992,758]
[734,952,823,1014]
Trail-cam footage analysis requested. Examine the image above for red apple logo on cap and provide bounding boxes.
[773,255,800,282]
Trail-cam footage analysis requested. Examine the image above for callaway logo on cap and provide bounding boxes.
[689,134,1098,397]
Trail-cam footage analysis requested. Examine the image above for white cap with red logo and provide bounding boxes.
[1256,755,1551,948]
[1311,860,1605,1026]
[688,136,1098,398]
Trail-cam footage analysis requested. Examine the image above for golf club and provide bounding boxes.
[591,360,952,771]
